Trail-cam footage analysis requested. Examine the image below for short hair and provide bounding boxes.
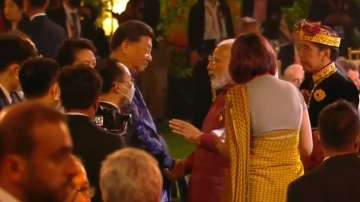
[96,58,128,94]
[229,33,277,84]
[56,38,97,67]
[0,102,66,161]
[110,20,154,51]
[10,0,23,8]
[19,58,60,99]
[319,100,360,150]
[336,58,358,72]
[0,33,37,73]
[58,65,103,110]
[100,148,162,202]
[28,0,47,7]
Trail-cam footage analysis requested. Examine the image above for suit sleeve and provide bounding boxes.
[134,120,174,169]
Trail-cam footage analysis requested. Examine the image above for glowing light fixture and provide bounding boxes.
[102,0,129,36]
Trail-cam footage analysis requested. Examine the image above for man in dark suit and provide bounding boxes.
[58,65,125,202]
[287,100,360,202]
[21,0,67,57]
[0,33,37,111]
[95,58,134,144]
[188,0,234,128]
[47,0,82,38]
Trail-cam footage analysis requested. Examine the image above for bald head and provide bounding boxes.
[208,39,234,90]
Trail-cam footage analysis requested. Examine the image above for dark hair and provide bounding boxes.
[96,58,127,94]
[19,58,60,98]
[110,20,154,51]
[229,33,276,84]
[0,33,37,72]
[59,65,103,110]
[56,38,97,67]
[28,0,47,7]
[8,0,23,8]
[319,100,360,150]
[0,102,66,160]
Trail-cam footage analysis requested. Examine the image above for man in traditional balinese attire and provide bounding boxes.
[296,19,359,169]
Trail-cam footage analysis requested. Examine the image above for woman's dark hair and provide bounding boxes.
[229,33,277,84]
[56,38,97,67]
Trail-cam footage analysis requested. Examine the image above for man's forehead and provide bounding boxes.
[32,122,72,148]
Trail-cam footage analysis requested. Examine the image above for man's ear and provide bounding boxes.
[9,63,20,81]
[120,40,131,54]
[51,83,60,101]
[2,155,27,184]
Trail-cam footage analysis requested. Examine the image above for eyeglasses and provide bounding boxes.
[208,55,220,65]
[71,187,95,202]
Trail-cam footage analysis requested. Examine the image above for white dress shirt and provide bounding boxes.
[203,0,227,41]
[63,2,81,38]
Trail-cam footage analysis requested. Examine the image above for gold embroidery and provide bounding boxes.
[297,30,341,47]
[312,63,337,85]
[313,89,327,102]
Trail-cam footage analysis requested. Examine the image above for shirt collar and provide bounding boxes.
[30,12,46,21]
[66,112,89,117]
[0,187,21,202]
[100,101,120,111]
[312,62,337,85]
[0,84,12,104]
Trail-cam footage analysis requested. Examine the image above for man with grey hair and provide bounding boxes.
[100,148,163,202]
[168,39,234,202]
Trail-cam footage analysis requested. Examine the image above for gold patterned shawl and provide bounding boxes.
[224,85,303,202]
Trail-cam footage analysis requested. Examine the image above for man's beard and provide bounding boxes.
[210,74,232,90]
[22,167,72,202]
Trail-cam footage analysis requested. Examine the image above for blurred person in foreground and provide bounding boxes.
[0,102,78,202]
[66,157,93,202]
[100,148,162,202]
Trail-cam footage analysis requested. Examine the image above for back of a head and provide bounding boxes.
[58,65,103,111]
[19,58,60,99]
[96,58,127,94]
[0,102,65,161]
[319,100,360,151]
[28,0,47,8]
[56,38,97,67]
[110,20,154,51]
[230,33,276,84]
[100,148,162,202]
[0,33,37,73]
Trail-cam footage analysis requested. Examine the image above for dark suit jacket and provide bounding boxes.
[187,0,234,52]
[20,15,67,58]
[287,153,360,202]
[67,115,125,202]
[47,6,67,35]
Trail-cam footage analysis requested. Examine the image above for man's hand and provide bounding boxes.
[164,160,186,181]
[169,119,202,144]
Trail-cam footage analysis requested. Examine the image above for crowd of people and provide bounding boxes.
[0,0,359,202]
